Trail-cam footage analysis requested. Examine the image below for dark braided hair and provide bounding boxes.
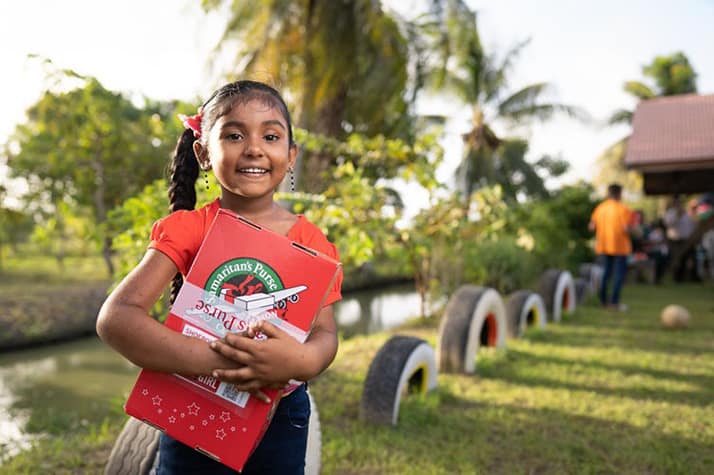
[168,80,294,303]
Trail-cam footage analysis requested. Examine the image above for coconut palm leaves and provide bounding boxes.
[598,52,698,190]
[426,4,583,199]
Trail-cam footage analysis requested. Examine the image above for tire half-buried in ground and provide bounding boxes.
[538,269,576,323]
[437,285,507,374]
[360,335,438,426]
[106,390,323,474]
[505,290,547,338]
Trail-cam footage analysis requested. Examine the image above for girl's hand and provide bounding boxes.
[209,321,306,401]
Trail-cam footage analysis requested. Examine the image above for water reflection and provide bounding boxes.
[0,338,138,460]
[334,283,440,338]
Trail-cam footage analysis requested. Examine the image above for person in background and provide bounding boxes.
[642,218,669,284]
[589,183,634,311]
[663,195,697,282]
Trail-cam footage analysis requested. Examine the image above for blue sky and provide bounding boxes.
[1,0,713,206]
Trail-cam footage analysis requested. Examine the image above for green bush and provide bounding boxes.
[462,237,538,293]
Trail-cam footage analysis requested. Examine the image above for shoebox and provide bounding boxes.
[124,208,341,472]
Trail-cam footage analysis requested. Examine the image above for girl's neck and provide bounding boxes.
[218,194,296,235]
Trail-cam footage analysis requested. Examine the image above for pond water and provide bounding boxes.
[0,284,433,461]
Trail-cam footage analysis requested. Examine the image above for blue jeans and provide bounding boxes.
[156,384,310,474]
[598,254,628,305]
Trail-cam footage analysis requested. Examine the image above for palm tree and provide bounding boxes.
[425,2,585,199]
[201,0,412,191]
[596,52,698,192]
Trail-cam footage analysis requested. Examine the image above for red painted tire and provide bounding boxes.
[538,269,576,322]
[437,285,507,374]
[505,290,547,338]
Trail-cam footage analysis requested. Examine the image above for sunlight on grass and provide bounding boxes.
[313,282,714,474]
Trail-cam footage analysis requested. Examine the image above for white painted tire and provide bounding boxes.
[105,417,159,475]
[505,290,547,338]
[360,336,438,426]
[305,390,321,475]
[538,269,576,322]
[437,285,507,374]
[107,390,321,474]
[578,262,603,294]
[574,277,590,305]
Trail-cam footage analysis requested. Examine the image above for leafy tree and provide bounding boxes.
[6,70,183,274]
[202,0,412,192]
[0,186,34,271]
[596,52,698,194]
[422,2,584,201]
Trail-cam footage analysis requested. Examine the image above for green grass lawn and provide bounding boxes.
[3,281,713,474]
[311,282,714,474]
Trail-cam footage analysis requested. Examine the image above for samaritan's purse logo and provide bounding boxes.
[205,258,284,302]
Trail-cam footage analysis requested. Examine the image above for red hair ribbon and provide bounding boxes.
[178,108,203,138]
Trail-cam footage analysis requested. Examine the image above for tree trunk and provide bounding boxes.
[300,91,348,193]
[91,156,114,276]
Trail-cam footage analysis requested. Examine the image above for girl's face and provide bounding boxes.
[198,98,297,205]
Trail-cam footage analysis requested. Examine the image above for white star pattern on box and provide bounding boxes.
[202,420,208,426]
[187,403,200,415]
[189,425,195,431]
[220,412,231,422]
[209,414,215,420]
[168,416,176,424]
[152,395,162,406]
[180,413,185,418]
[230,426,236,432]
[157,408,163,414]
[142,389,149,396]
[216,428,227,440]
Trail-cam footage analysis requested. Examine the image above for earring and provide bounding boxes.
[289,167,295,192]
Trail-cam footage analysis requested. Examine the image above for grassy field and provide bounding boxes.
[3,281,713,474]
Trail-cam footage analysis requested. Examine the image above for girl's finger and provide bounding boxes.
[210,340,254,364]
[212,366,254,382]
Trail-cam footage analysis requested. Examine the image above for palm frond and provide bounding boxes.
[623,81,656,100]
[607,108,634,126]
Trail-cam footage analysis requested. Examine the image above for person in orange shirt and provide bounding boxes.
[588,183,634,311]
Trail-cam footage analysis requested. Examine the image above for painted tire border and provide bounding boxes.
[505,290,547,338]
[538,269,576,323]
[360,335,438,426]
[437,285,507,374]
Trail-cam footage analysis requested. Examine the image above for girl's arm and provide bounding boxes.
[96,249,239,376]
[209,305,338,391]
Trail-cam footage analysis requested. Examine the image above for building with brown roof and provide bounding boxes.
[624,93,714,195]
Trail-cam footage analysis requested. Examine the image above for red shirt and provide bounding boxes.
[149,199,342,306]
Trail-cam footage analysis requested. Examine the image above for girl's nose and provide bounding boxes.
[244,136,264,156]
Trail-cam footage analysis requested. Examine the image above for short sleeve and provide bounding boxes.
[148,211,204,275]
[290,218,343,307]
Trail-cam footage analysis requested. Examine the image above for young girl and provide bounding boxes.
[96,80,342,474]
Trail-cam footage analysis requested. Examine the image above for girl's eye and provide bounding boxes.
[265,134,279,142]
[226,133,243,140]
